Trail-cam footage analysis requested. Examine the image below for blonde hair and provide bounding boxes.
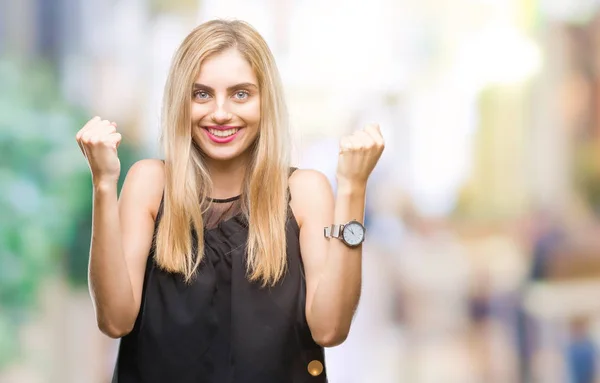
[155,20,291,286]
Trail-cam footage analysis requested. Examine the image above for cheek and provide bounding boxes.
[191,103,210,120]
[237,100,260,125]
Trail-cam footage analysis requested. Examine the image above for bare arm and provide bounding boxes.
[88,159,164,338]
[291,124,384,347]
[290,170,364,347]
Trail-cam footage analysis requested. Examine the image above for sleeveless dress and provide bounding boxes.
[112,169,328,383]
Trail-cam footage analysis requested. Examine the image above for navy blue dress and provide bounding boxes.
[112,170,327,382]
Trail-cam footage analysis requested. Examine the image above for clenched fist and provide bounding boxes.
[336,123,385,188]
[76,116,122,186]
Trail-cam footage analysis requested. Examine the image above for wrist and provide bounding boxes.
[336,179,367,196]
[93,178,118,193]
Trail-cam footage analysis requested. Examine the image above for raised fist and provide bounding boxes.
[336,123,385,187]
[76,116,122,186]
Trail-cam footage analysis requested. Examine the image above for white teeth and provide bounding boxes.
[209,128,238,137]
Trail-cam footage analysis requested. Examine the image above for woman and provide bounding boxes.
[76,19,384,383]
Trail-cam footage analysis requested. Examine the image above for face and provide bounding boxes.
[191,48,261,164]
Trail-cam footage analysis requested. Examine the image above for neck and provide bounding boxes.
[205,154,250,200]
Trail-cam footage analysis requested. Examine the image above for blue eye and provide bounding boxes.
[194,91,210,100]
[234,91,249,100]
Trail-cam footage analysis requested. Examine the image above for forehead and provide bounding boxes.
[195,48,257,85]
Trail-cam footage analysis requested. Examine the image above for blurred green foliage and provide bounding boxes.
[574,141,600,214]
[0,58,142,368]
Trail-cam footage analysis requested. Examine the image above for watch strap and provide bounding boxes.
[324,224,345,239]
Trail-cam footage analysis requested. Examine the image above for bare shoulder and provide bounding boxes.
[289,169,334,227]
[125,158,165,181]
[120,159,165,219]
[289,168,332,194]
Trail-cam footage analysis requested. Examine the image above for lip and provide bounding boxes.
[203,126,242,144]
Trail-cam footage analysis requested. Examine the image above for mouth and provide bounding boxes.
[202,125,242,143]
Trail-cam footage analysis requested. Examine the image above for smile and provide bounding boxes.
[208,127,239,137]
[203,126,242,143]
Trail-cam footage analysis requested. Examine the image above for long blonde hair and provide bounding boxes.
[155,20,291,286]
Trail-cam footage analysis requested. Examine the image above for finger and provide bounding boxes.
[80,127,114,144]
[352,130,374,150]
[363,123,382,137]
[77,116,107,144]
[76,116,101,140]
[84,115,102,130]
[339,136,353,153]
[106,132,122,149]
[364,123,381,133]
[363,125,385,147]
[83,124,118,142]
[80,130,93,143]
[100,124,117,134]
[86,116,102,127]
[100,119,113,128]
[344,135,358,151]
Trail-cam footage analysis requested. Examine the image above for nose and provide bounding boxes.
[211,101,232,124]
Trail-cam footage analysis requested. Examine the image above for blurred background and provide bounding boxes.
[3,0,600,382]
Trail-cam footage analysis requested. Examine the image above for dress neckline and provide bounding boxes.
[208,195,242,204]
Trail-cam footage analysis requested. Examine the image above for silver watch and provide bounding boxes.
[324,220,366,248]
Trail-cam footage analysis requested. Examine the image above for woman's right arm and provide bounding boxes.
[90,159,164,338]
[76,117,164,338]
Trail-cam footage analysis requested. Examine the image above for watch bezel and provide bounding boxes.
[341,220,365,247]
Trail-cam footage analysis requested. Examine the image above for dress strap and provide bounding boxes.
[287,167,298,202]
[155,159,166,226]
[155,193,165,226]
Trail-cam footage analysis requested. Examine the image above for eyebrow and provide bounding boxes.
[193,82,258,92]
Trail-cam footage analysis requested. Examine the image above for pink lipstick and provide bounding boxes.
[203,126,241,144]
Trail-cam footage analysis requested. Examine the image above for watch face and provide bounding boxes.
[342,221,365,247]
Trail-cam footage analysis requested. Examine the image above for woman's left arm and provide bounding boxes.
[290,124,384,347]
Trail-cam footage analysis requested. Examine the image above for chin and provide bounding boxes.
[199,144,252,163]
[204,150,242,162]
